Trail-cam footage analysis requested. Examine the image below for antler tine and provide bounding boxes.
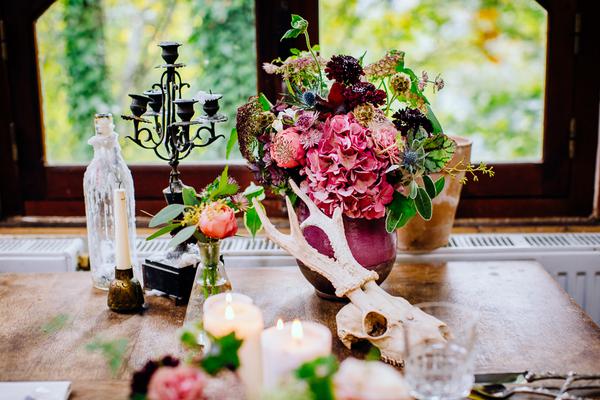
[285,195,304,239]
[251,197,289,245]
[288,179,324,218]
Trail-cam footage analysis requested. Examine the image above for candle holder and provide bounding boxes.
[121,41,227,203]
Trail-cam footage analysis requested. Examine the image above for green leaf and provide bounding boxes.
[385,192,417,232]
[415,187,433,221]
[423,175,436,199]
[244,206,263,238]
[201,332,243,375]
[85,338,128,377]
[426,104,443,134]
[243,183,265,201]
[182,187,199,206]
[257,92,272,111]
[146,223,179,241]
[290,14,308,31]
[365,345,382,361]
[226,128,238,160]
[168,225,197,248]
[434,176,446,196]
[423,134,456,173]
[149,204,186,227]
[209,166,239,200]
[295,356,338,400]
[409,180,418,199]
[289,47,301,55]
[41,313,70,334]
[281,28,302,41]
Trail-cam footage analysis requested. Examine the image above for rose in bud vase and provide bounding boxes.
[236,14,493,298]
[147,167,264,326]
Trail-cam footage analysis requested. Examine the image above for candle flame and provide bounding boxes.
[291,319,303,341]
[225,293,233,304]
[276,318,284,330]
[225,304,235,320]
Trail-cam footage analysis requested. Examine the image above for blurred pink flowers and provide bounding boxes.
[301,113,395,219]
[198,202,238,239]
[147,365,206,400]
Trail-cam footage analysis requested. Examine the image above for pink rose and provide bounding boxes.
[270,127,305,168]
[147,365,206,400]
[198,202,238,239]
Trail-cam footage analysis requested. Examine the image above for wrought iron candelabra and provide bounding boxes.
[121,41,227,203]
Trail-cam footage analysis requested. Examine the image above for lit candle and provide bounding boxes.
[203,292,253,313]
[203,292,264,400]
[261,319,332,389]
[113,189,132,270]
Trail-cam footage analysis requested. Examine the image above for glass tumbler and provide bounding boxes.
[403,302,479,400]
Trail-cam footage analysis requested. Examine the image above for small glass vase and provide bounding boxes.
[183,240,232,328]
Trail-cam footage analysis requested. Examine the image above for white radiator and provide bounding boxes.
[1,233,599,324]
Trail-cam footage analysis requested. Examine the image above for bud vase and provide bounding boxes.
[183,240,232,328]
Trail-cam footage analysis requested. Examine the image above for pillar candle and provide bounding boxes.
[113,189,132,270]
[203,292,253,313]
[261,319,332,389]
[203,293,264,400]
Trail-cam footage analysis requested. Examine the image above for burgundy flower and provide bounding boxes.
[325,55,364,85]
[343,82,386,109]
[131,356,180,397]
[392,108,433,136]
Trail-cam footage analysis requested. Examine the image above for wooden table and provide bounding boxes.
[1,261,600,399]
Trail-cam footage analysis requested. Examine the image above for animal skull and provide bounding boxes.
[252,180,448,366]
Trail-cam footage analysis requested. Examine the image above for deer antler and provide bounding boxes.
[252,180,448,366]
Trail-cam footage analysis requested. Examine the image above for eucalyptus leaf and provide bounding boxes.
[149,204,186,227]
[423,175,436,199]
[415,188,433,220]
[226,128,238,160]
[168,225,197,248]
[182,187,199,206]
[146,223,179,241]
[244,206,263,238]
[434,176,446,196]
[423,134,456,173]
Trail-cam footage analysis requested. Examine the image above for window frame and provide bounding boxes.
[0,0,598,220]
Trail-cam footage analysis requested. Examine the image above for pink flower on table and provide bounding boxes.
[147,365,206,400]
[270,127,305,168]
[301,113,395,220]
[198,202,238,239]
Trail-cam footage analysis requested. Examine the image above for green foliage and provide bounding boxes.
[63,0,111,159]
[168,225,197,248]
[423,175,436,199]
[225,128,238,160]
[365,345,382,361]
[145,223,179,241]
[434,176,446,196]
[423,134,456,173]
[281,14,309,40]
[182,187,200,206]
[258,93,273,111]
[149,204,186,228]
[201,332,243,375]
[244,206,262,238]
[415,187,433,220]
[295,355,339,400]
[385,191,417,232]
[85,338,128,377]
[41,313,70,334]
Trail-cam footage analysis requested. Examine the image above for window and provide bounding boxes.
[1,0,598,219]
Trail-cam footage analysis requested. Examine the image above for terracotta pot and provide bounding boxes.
[296,205,397,300]
[396,136,472,252]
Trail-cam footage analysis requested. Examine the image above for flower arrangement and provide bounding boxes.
[237,15,492,231]
[146,167,264,246]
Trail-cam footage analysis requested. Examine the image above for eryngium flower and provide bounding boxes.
[325,55,364,85]
[343,82,386,109]
[392,108,433,136]
[364,50,405,79]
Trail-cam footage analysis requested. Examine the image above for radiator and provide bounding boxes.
[1,233,599,324]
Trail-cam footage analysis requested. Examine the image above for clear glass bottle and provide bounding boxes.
[84,113,138,290]
[183,240,232,328]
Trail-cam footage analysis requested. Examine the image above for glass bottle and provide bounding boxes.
[84,113,138,290]
[183,240,232,328]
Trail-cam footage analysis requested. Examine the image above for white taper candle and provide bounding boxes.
[113,188,132,270]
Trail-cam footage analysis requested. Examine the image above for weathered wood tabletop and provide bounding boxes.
[1,261,600,399]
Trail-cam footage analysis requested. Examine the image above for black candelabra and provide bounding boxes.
[122,41,227,203]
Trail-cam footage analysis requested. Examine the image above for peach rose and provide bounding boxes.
[270,127,305,168]
[147,365,206,400]
[198,202,238,239]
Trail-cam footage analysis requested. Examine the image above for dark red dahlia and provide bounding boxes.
[325,55,364,85]
[130,356,180,396]
[392,108,433,136]
[343,82,386,109]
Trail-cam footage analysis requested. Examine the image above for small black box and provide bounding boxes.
[142,259,196,305]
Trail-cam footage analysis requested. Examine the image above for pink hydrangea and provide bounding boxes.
[301,113,395,219]
[270,127,305,168]
[147,365,206,400]
[370,118,400,164]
